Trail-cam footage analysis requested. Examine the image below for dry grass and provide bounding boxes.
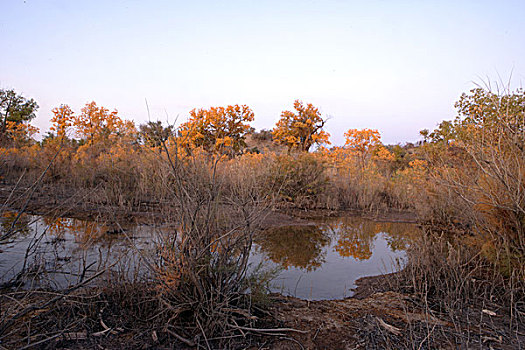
[381,229,525,349]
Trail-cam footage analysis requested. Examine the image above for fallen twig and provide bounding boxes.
[376,317,402,336]
[227,324,308,334]
[166,328,196,347]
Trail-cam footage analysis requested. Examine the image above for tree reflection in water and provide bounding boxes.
[0,211,31,243]
[43,217,109,248]
[331,220,374,260]
[255,218,416,270]
[328,217,416,260]
[254,225,330,271]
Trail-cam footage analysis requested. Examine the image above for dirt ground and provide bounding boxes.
[266,289,442,349]
[262,274,521,350]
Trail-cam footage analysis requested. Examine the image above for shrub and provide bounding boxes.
[268,153,328,209]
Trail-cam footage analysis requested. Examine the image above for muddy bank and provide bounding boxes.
[282,207,417,223]
[265,274,521,349]
[0,184,168,224]
[0,183,417,227]
[267,289,439,349]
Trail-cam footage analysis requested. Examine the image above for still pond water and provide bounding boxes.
[0,212,417,300]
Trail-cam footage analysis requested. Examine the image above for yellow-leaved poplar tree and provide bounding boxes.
[344,128,382,170]
[50,104,74,140]
[179,104,254,155]
[73,101,135,145]
[272,100,330,152]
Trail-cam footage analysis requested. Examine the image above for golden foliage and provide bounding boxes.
[5,120,39,147]
[344,128,381,166]
[50,104,74,139]
[272,100,330,152]
[73,101,136,145]
[179,104,254,155]
[373,146,395,162]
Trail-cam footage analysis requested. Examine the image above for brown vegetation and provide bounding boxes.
[1,88,525,348]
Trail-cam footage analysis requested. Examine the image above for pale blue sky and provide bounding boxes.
[1,0,524,145]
